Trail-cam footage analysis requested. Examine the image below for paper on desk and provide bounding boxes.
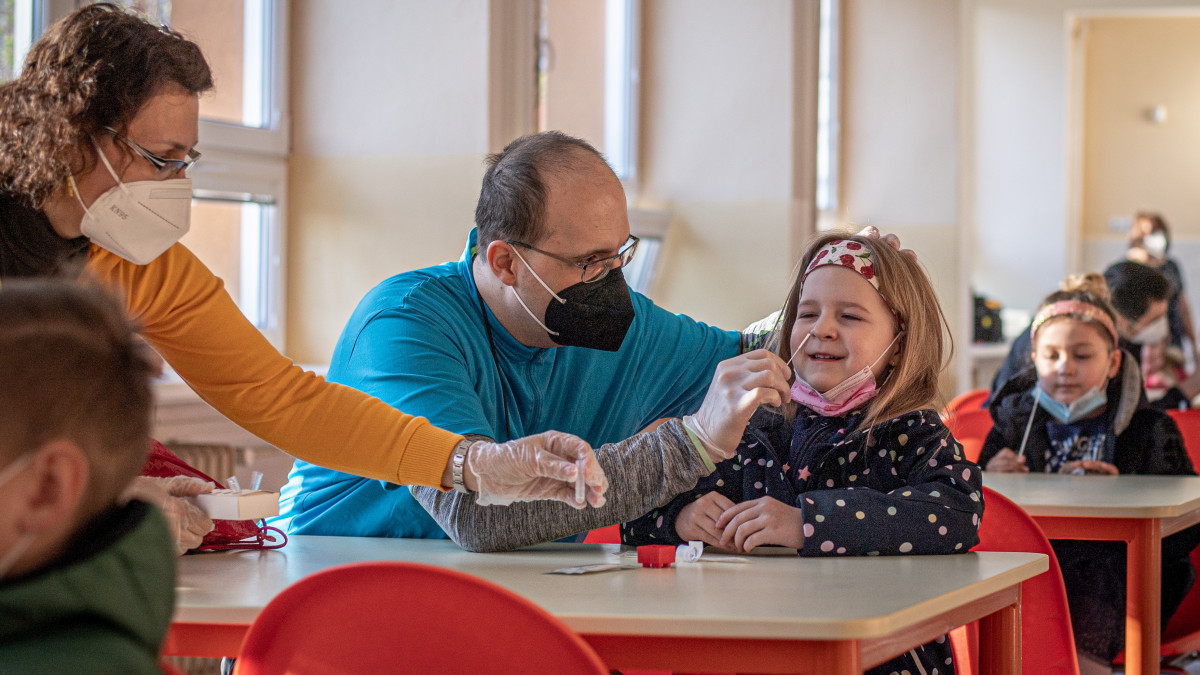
[546,563,637,575]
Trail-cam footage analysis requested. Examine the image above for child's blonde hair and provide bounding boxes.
[772,232,953,430]
[1031,273,1119,350]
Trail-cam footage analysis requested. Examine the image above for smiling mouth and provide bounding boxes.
[809,353,844,362]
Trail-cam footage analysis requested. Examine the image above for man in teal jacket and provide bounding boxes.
[279,132,746,539]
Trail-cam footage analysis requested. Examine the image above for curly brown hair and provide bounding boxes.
[0,3,212,208]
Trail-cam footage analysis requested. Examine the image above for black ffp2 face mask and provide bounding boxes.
[543,267,636,351]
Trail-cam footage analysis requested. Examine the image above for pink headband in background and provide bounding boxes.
[1031,300,1119,346]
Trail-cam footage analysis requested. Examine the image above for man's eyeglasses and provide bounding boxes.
[104,127,201,179]
[506,235,640,283]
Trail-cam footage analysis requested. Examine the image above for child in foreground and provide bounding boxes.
[0,280,175,674]
[624,233,983,675]
[980,273,1200,673]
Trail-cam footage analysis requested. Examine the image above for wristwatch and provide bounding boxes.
[451,439,474,494]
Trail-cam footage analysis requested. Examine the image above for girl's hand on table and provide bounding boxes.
[675,491,735,546]
[985,448,1029,473]
[716,496,804,553]
[1060,459,1119,476]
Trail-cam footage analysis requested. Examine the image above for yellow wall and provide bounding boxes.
[1082,16,1200,241]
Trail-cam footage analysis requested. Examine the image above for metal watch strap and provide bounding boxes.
[451,439,473,493]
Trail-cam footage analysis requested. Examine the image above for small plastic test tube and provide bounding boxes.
[250,471,264,491]
[576,457,587,505]
[226,475,241,491]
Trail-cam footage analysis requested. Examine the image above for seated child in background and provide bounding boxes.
[0,280,176,674]
[624,233,983,675]
[979,273,1200,673]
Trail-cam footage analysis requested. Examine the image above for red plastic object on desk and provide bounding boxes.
[637,545,675,568]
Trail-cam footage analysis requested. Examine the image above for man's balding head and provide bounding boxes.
[475,132,615,251]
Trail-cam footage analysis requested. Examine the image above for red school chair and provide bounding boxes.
[949,487,1079,675]
[1167,409,1200,467]
[232,561,608,675]
[943,408,994,463]
[944,388,990,415]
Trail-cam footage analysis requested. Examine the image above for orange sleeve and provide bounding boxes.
[86,243,460,487]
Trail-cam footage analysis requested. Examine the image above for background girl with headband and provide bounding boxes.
[979,273,1200,672]
[623,232,982,675]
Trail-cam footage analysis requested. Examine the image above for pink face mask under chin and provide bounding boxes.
[788,332,902,417]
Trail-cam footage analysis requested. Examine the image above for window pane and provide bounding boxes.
[1,0,35,83]
[538,0,639,181]
[182,197,274,328]
[170,0,270,128]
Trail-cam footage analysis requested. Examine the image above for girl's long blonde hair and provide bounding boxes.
[771,232,953,431]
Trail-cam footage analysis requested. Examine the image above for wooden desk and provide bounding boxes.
[984,472,1200,675]
[169,536,1045,674]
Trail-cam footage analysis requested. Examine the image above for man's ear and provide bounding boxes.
[486,240,520,286]
[1107,347,1122,380]
[19,440,89,534]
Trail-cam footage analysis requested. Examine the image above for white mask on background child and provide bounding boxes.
[1142,232,1168,259]
[68,141,192,265]
[789,331,903,417]
[1130,315,1169,345]
[0,453,37,581]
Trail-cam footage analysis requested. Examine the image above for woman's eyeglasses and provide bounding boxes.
[104,127,201,179]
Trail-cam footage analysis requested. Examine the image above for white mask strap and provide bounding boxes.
[0,533,35,581]
[511,284,560,337]
[91,139,131,196]
[510,246,566,304]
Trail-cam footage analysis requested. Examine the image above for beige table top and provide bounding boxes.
[983,473,1200,524]
[175,536,1045,642]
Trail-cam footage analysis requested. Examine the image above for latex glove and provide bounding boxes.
[685,350,791,460]
[468,431,608,508]
[122,475,215,555]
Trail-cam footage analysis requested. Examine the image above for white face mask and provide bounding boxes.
[69,141,192,265]
[1130,315,1169,345]
[1142,232,1168,259]
[0,453,37,581]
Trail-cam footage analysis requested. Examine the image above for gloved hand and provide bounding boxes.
[685,349,792,461]
[122,475,215,555]
[467,431,608,508]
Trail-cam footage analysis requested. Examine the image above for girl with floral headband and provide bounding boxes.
[979,273,1199,672]
[623,232,982,675]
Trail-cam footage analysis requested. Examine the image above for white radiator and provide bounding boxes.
[164,442,239,485]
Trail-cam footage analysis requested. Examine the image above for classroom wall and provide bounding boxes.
[286,0,492,363]
[966,0,1200,316]
[637,0,803,330]
[840,0,961,394]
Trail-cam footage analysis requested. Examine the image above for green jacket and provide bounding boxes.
[0,501,175,674]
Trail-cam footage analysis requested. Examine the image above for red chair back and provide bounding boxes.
[943,408,994,463]
[583,524,620,544]
[1168,409,1200,468]
[945,388,990,415]
[951,487,1078,675]
[233,561,609,675]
